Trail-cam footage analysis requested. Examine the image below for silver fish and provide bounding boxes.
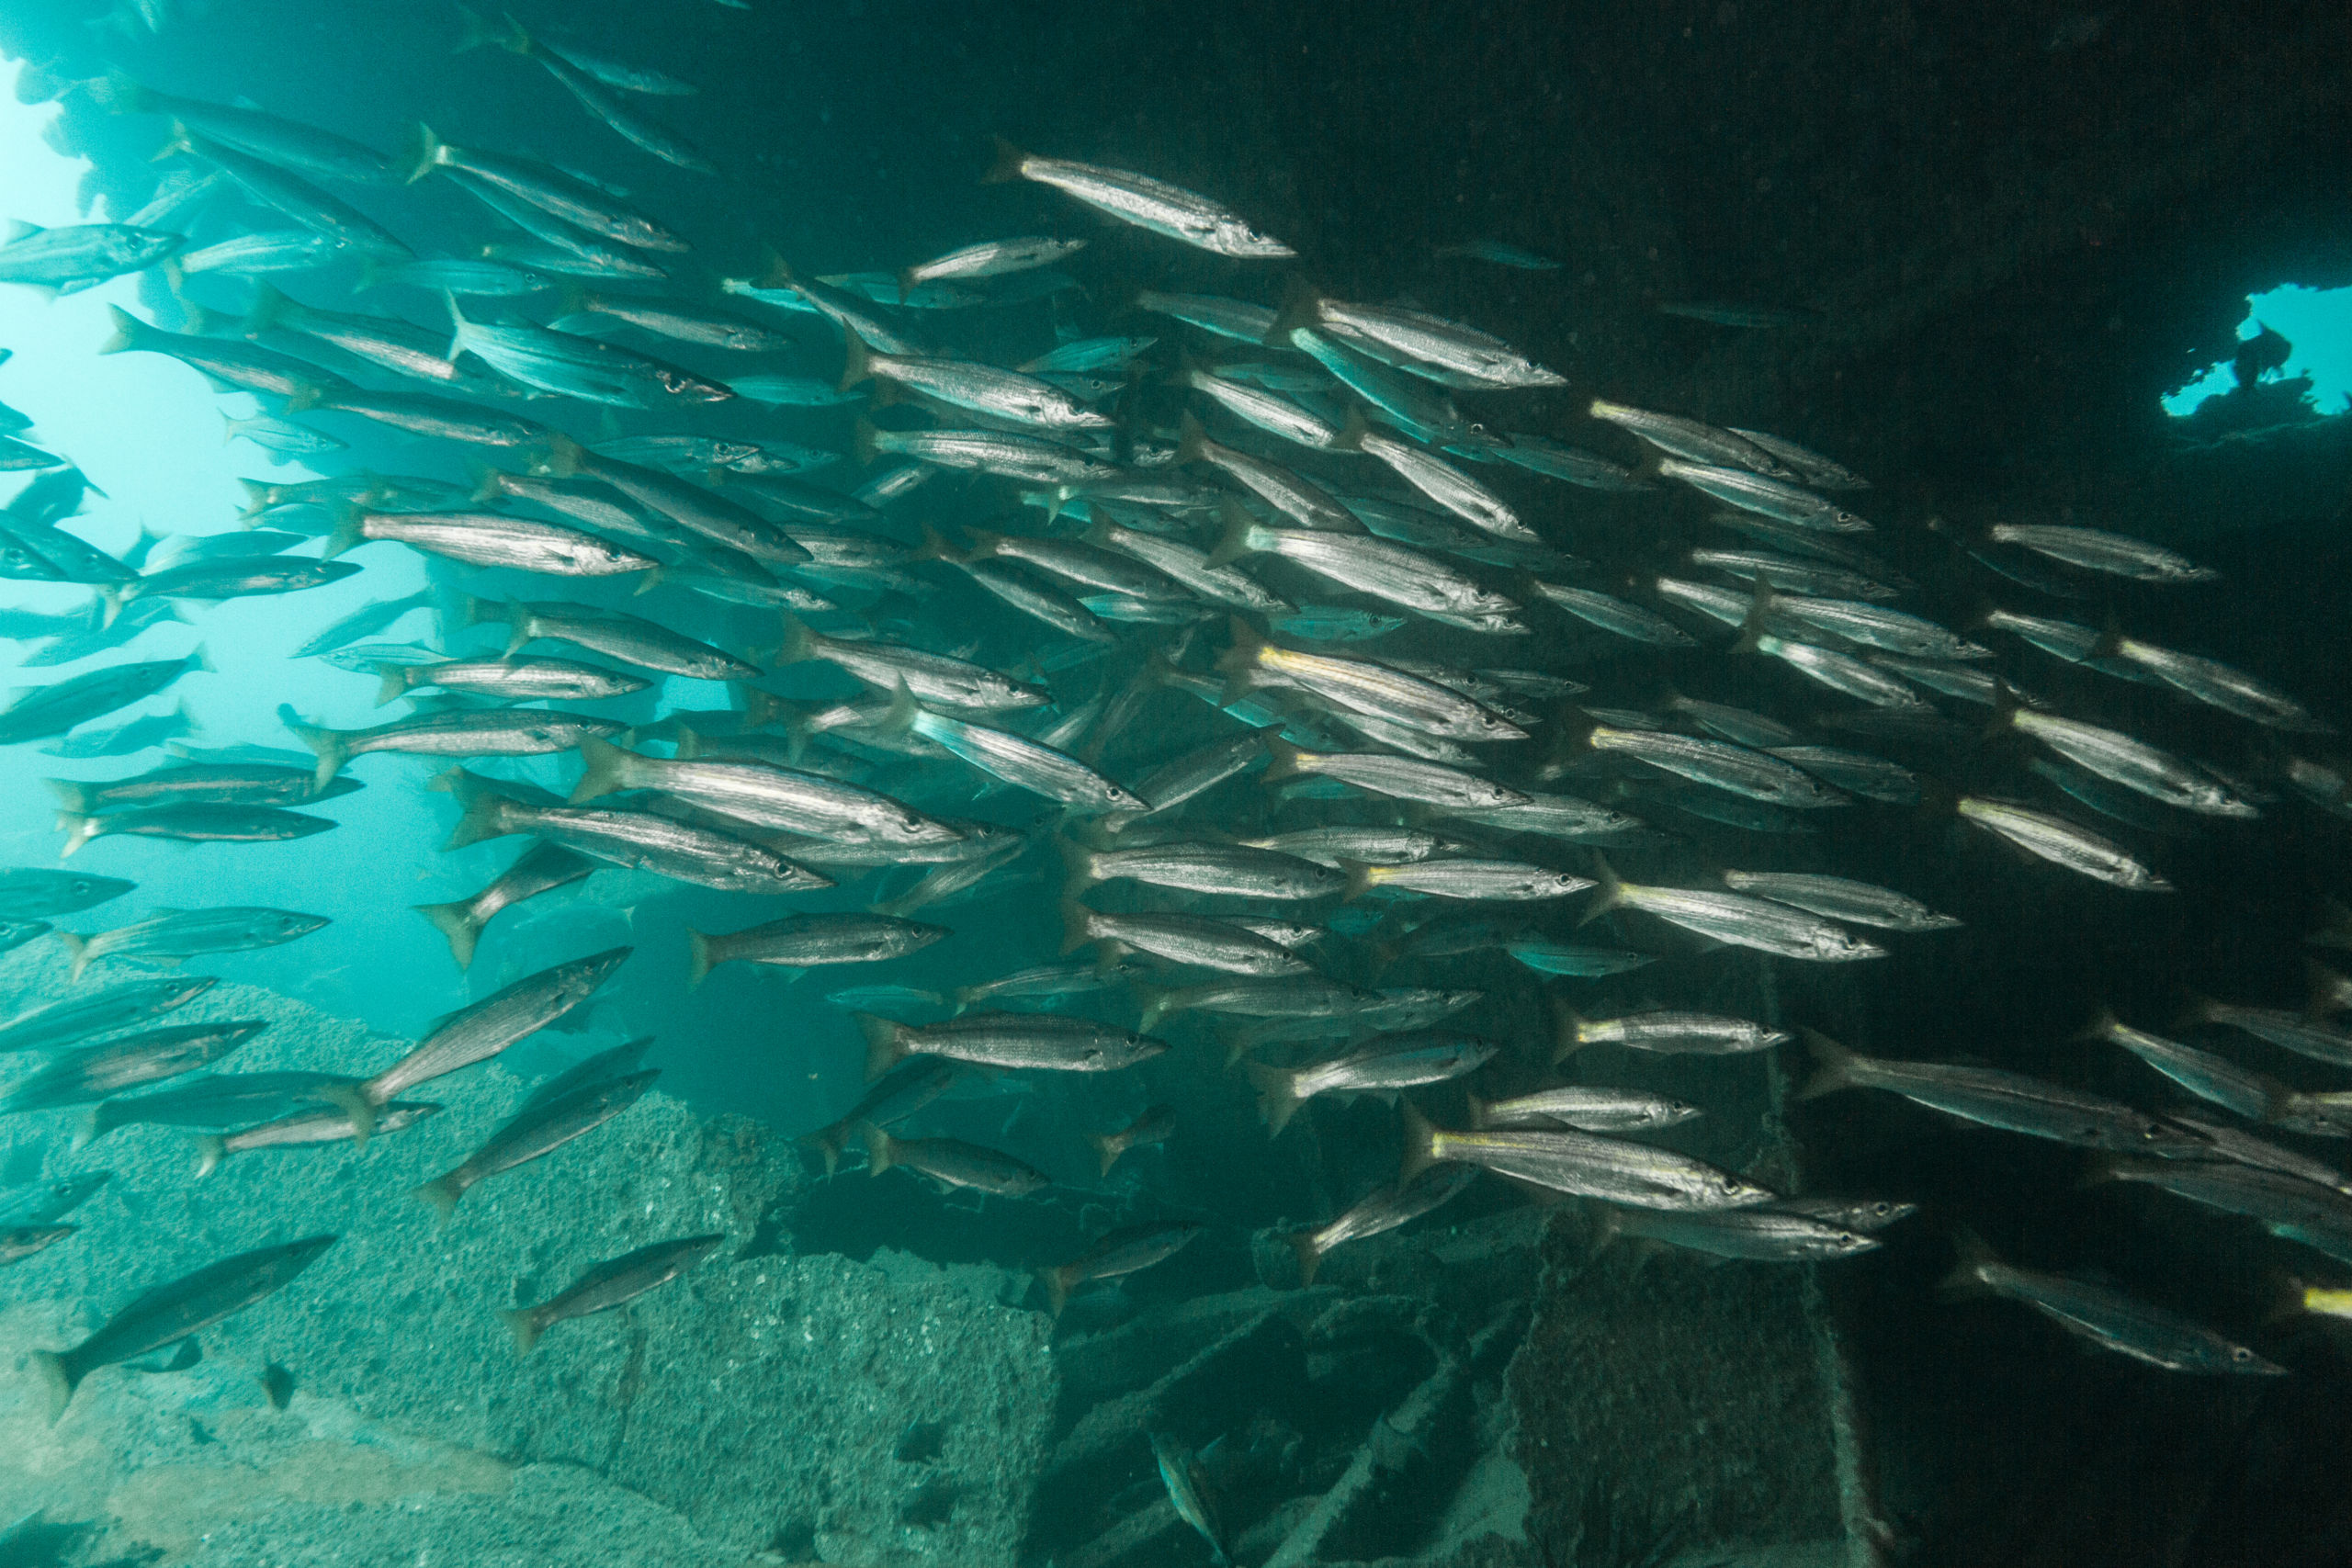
[57,907,326,981]
[1719,872,1960,931]
[1955,796,2171,892]
[2081,1008,2277,1122]
[1468,1085,1700,1133]
[287,708,624,788]
[1,1019,266,1113]
[501,1235,721,1354]
[1283,1165,1478,1286]
[413,1068,658,1219]
[986,140,1291,257]
[1986,524,2215,584]
[1586,859,1884,961]
[1245,1032,1496,1134]
[356,946,630,1121]
[376,656,647,706]
[841,333,1108,432]
[1401,1101,1775,1210]
[1941,1232,2280,1375]
[1799,1032,2204,1152]
[860,1010,1165,1078]
[685,914,946,986]
[28,1235,338,1419]
[1266,739,1528,811]
[1558,1009,1789,1056]
[442,774,829,895]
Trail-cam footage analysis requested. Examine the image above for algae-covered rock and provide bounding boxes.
[0,945,1057,1565]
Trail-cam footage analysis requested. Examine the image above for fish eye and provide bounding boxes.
[2230,1346,2254,1364]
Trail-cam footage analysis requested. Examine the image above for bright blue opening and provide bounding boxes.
[2164,283,2352,417]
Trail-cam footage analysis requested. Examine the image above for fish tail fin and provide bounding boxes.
[1795,1028,1862,1100]
[441,288,471,364]
[465,461,510,506]
[980,136,1028,184]
[773,611,816,665]
[1732,577,1778,655]
[1286,1230,1325,1289]
[403,122,446,185]
[1133,981,1176,1032]
[858,1121,895,1175]
[1339,859,1377,904]
[148,119,195,164]
[370,663,416,707]
[851,416,881,467]
[1091,1130,1124,1179]
[97,304,146,355]
[1329,402,1371,453]
[2075,1156,2121,1191]
[1057,896,1094,957]
[1204,496,1255,570]
[1057,836,1099,901]
[1981,678,2023,742]
[536,431,586,483]
[838,327,874,392]
[1260,734,1304,784]
[1265,277,1324,346]
[193,1134,228,1178]
[281,378,333,415]
[1398,1098,1440,1186]
[1214,613,1266,683]
[411,1173,464,1223]
[2263,1270,2315,1327]
[320,502,366,561]
[43,776,96,816]
[856,1012,910,1081]
[1243,1060,1304,1135]
[1936,1225,2000,1298]
[49,818,97,864]
[800,1121,850,1179]
[285,719,349,793]
[317,1081,380,1147]
[2072,1004,2122,1044]
[871,680,920,739]
[570,733,634,804]
[1547,997,1587,1065]
[56,930,91,979]
[2308,896,2352,951]
[413,899,482,969]
[1036,1262,1076,1317]
[27,1350,77,1426]
[916,522,967,565]
[684,929,715,989]
[500,1307,543,1355]
[1176,410,1211,465]
[2305,957,2352,1018]
[440,784,513,854]
[1575,852,1623,928]
[450,3,525,52]
[242,278,293,336]
[86,69,155,114]
[1463,1090,1490,1130]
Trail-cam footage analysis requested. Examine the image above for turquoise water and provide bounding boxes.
[1,6,2349,1567]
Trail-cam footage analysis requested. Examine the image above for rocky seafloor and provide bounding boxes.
[0,941,1853,1568]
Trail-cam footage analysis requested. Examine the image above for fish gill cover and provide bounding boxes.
[0,1,2347,1565]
